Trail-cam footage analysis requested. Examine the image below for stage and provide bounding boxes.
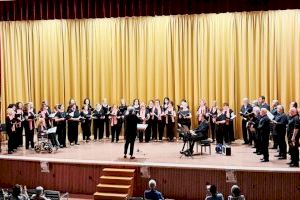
[0,139,300,200]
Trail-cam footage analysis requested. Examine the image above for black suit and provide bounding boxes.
[274,113,288,157]
[240,104,253,144]
[124,113,141,156]
[287,115,300,166]
[189,120,209,152]
[257,115,270,161]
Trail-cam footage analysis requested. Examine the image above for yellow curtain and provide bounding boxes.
[1,10,300,138]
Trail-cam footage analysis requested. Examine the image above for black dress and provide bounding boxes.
[80,110,92,141]
[67,110,80,145]
[55,111,67,147]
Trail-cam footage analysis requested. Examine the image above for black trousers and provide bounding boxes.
[189,135,206,152]
[116,122,123,140]
[7,132,15,152]
[224,125,230,143]
[57,125,66,147]
[290,143,299,165]
[242,120,249,143]
[81,121,91,140]
[124,136,136,156]
[272,134,278,148]
[277,130,287,157]
[158,119,165,140]
[93,119,104,140]
[49,132,60,147]
[104,117,110,138]
[166,122,175,141]
[111,125,119,142]
[216,126,224,144]
[68,122,79,144]
[255,131,262,153]
[25,128,34,149]
[152,119,158,140]
[145,120,152,142]
[16,126,23,146]
[261,133,269,160]
[210,121,216,141]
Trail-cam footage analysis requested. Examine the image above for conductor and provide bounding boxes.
[124,106,141,159]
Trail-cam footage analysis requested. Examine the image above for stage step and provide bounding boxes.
[102,168,135,177]
[100,176,133,185]
[93,192,128,200]
[97,183,131,193]
[94,168,136,200]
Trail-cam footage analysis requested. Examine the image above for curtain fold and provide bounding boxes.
[1,10,300,137]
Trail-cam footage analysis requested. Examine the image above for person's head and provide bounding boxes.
[242,98,249,106]
[148,179,157,190]
[217,108,223,115]
[252,99,259,107]
[35,186,44,197]
[289,107,298,117]
[258,96,266,104]
[95,103,101,110]
[163,97,170,104]
[253,106,260,116]
[120,98,126,105]
[42,100,48,106]
[209,185,217,197]
[277,105,284,114]
[133,98,140,106]
[168,101,174,109]
[260,108,268,116]
[290,101,298,109]
[154,99,160,107]
[7,108,15,116]
[223,102,229,109]
[28,102,34,109]
[272,100,279,107]
[127,106,135,115]
[12,184,22,197]
[37,118,46,127]
[200,99,206,107]
[7,104,16,110]
[70,103,76,111]
[69,98,76,105]
[231,185,241,197]
[102,98,108,105]
[181,101,188,109]
[148,100,154,107]
[211,100,217,107]
[140,102,146,110]
[111,104,117,111]
[16,102,23,110]
[57,104,64,112]
[83,98,91,105]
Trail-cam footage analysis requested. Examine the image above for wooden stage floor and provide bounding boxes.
[0,139,298,172]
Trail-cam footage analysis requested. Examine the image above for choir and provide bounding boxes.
[3,96,300,167]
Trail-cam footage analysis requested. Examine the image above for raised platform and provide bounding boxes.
[0,139,300,200]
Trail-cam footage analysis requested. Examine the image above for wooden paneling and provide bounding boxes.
[0,159,300,200]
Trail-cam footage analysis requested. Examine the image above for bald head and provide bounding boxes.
[289,107,297,117]
[260,108,268,116]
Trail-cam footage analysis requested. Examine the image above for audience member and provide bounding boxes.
[10,184,29,200]
[205,185,224,200]
[228,185,245,200]
[144,179,164,200]
[30,186,49,200]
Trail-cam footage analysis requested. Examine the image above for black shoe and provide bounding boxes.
[130,156,135,159]
[124,155,127,158]
[261,159,269,162]
[289,163,299,167]
[8,151,13,154]
[75,143,80,145]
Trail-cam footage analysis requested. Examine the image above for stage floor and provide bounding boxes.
[0,139,298,172]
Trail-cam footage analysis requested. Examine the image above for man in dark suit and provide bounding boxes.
[240,98,253,144]
[144,179,164,200]
[187,114,209,155]
[124,106,141,159]
[257,108,271,162]
[287,107,299,167]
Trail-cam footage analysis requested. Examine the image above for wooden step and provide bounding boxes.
[102,168,135,177]
[97,183,131,193]
[93,192,128,200]
[100,176,133,185]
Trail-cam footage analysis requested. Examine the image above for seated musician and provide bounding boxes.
[187,114,209,155]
